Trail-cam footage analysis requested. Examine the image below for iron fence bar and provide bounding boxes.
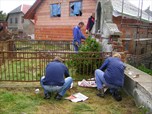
[0,51,104,82]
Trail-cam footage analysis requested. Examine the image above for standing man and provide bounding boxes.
[73,22,86,52]
[86,13,95,35]
[40,56,73,100]
[95,53,125,101]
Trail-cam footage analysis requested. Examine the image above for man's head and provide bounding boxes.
[78,22,84,29]
[53,56,63,62]
[112,52,121,59]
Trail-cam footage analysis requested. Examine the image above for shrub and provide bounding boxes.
[137,65,152,75]
[67,37,102,76]
[80,36,101,52]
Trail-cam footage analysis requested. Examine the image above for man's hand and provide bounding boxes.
[75,42,79,46]
[86,30,88,34]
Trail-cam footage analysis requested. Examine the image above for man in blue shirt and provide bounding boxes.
[40,56,73,100]
[73,22,86,52]
[95,53,125,101]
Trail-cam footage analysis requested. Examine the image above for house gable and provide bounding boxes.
[24,0,43,19]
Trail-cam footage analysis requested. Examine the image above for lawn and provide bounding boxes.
[0,82,143,114]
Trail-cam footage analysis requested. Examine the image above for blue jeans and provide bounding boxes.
[73,44,79,52]
[40,76,73,96]
[95,69,120,91]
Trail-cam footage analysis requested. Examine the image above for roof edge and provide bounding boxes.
[24,0,42,19]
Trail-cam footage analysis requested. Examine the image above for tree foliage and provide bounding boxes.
[0,11,7,21]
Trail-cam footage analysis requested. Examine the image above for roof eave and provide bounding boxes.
[24,0,42,19]
[114,11,152,23]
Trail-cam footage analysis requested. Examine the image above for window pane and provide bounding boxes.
[15,18,18,23]
[50,3,61,17]
[70,1,82,16]
[10,18,12,24]
[22,17,24,23]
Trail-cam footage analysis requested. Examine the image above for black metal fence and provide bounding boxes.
[0,39,75,52]
[0,39,114,82]
[0,51,104,81]
[14,40,74,52]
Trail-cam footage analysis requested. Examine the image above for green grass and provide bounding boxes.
[0,82,142,114]
[137,65,152,75]
[72,103,94,113]
[0,88,42,114]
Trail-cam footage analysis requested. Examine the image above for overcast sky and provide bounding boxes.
[128,0,152,10]
[0,0,36,14]
[0,0,152,14]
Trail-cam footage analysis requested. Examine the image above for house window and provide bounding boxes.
[10,18,13,24]
[15,17,18,23]
[50,3,61,17]
[22,17,24,23]
[70,1,82,16]
[141,48,144,54]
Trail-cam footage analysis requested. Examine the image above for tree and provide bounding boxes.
[0,11,7,21]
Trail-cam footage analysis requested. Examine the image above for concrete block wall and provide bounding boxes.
[124,64,152,112]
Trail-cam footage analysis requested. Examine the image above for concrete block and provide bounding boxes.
[124,64,152,112]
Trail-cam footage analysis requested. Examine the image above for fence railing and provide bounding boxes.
[0,51,104,82]
[5,40,75,52]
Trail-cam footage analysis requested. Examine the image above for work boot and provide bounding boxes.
[112,90,122,101]
[44,93,51,99]
[104,88,111,95]
[55,94,63,100]
[96,88,104,98]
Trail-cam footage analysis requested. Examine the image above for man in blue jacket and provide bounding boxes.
[73,22,86,52]
[40,56,73,100]
[95,53,125,101]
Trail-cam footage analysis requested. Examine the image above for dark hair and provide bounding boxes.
[78,22,84,25]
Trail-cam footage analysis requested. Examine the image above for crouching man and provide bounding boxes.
[40,56,73,100]
[95,53,125,101]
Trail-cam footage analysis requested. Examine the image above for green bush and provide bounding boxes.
[67,37,102,75]
[79,36,101,52]
[137,65,152,75]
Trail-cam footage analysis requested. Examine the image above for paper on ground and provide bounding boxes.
[65,92,88,102]
[78,79,97,87]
